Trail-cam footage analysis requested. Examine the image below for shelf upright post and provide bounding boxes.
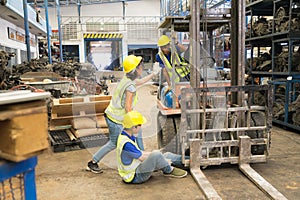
[44,0,52,64]
[56,0,64,62]
[284,80,290,123]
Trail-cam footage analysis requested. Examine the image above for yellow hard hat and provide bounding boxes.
[157,35,170,47]
[123,55,142,73]
[123,111,147,129]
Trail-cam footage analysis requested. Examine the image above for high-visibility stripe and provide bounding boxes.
[83,33,123,39]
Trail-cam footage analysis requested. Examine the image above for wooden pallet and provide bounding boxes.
[49,130,108,153]
[50,95,111,131]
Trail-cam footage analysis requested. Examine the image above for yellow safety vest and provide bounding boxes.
[158,51,190,83]
[105,76,138,124]
[117,134,141,183]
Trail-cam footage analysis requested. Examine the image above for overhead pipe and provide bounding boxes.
[56,0,64,62]
[23,0,31,62]
[159,0,163,20]
[44,0,52,64]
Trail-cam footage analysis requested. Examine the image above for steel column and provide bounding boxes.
[44,0,52,64]
[230,0,246,104]
[77,0,81,23]
[190,0,201,88]
[56,0,64,62]
[23,0,31,62]
[122,0,126,20]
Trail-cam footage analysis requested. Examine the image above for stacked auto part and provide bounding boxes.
[246,0,300,131]
[0,50,15,90]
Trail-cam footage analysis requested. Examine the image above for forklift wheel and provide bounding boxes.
[157,112,180,153]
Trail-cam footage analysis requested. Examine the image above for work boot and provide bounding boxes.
[86,160,103,174]
[163,167,187,178]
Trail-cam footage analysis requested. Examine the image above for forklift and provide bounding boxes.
[156,1,287,199]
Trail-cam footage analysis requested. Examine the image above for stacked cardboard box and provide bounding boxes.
[0,91,51,162]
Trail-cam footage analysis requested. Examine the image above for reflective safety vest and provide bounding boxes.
[158,51,190,83]
[105,76,138,124]
[117,134,141,183]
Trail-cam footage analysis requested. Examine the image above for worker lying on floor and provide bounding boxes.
[117,111,188,184]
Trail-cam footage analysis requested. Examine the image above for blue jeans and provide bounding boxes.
[131,151,185,184]
[163,152,189,168]
[93,116,144,163]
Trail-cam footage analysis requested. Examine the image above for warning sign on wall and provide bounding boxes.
[83,33,123,39]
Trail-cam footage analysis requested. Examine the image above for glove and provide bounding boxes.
[152,62,161,75]
[163,86,171,96]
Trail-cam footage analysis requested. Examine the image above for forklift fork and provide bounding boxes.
[189,136,288,200]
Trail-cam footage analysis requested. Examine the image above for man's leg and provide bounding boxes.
[163,152,189,168]
[132,150,172,183]
[87,117,122,173]
[92,118,122,162]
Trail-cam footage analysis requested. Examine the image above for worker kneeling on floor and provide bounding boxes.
[117,111,188,184]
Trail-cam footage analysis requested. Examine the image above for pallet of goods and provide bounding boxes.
[49,95,111,152]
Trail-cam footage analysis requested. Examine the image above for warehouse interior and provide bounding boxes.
[0,0,299,200]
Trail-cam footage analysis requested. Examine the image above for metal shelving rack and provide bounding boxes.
[271,77,300,130]
[246,0,300,131]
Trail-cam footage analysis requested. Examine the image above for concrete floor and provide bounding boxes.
[35,84,300,200]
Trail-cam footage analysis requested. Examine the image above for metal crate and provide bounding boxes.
[0,175,24,199]
[0,157,37,200]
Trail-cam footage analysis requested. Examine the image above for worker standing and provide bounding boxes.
[117,111,188,184]
[87,55,160,173]
[155,35,190,88]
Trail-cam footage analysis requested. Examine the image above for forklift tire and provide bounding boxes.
[157,112,180,153]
